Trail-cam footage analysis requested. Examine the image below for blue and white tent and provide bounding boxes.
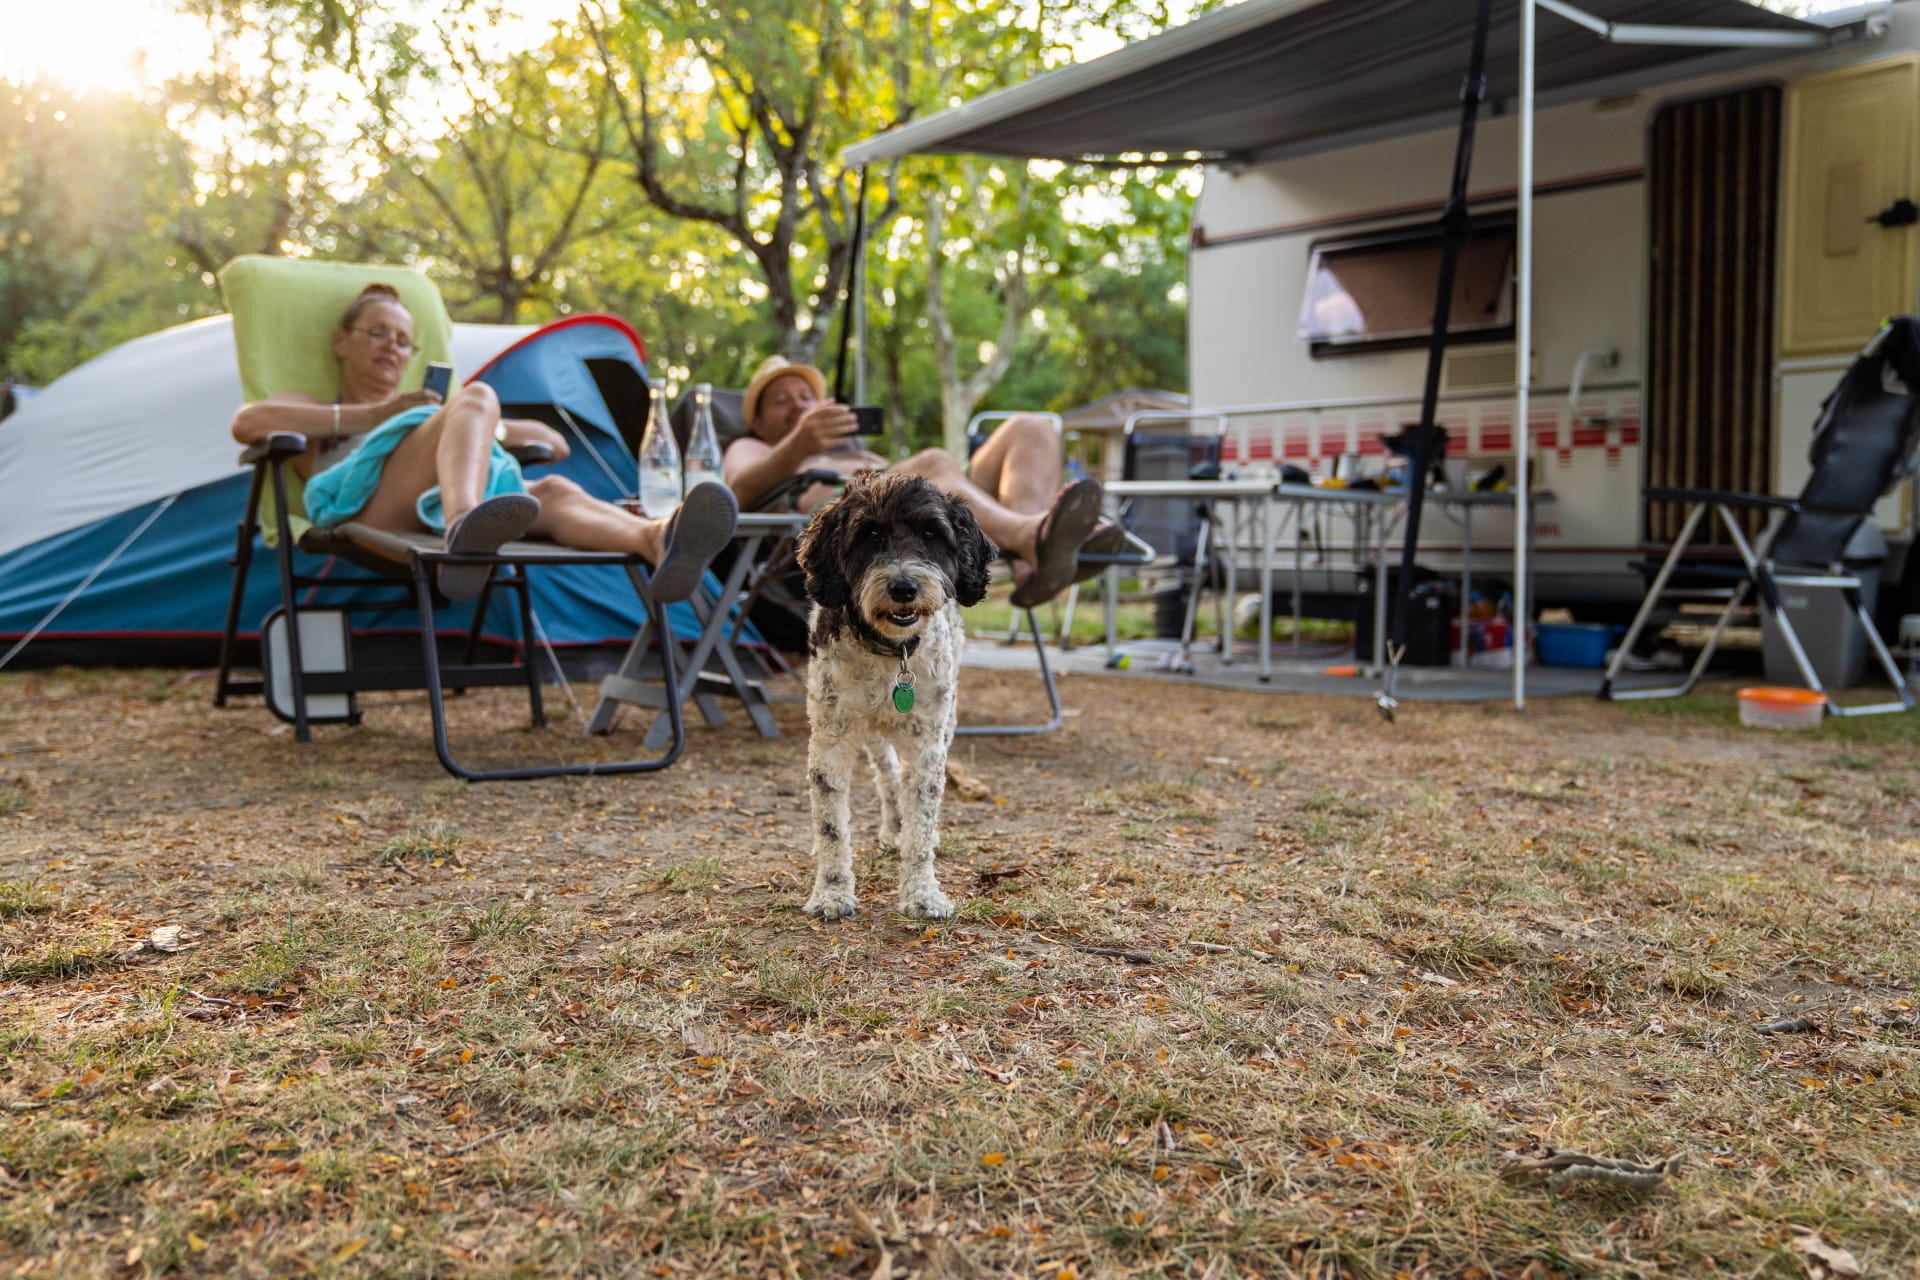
[0,312,712,666]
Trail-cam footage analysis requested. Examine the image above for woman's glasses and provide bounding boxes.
[351,326,416,354]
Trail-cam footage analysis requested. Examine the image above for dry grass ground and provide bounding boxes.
[1,662,1917,1279]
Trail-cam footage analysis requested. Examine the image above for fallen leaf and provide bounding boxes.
[980,1152,1006,1168]
[1791,1232,1862,1279]
[149,925,196,952]
[333,1237,368,1263]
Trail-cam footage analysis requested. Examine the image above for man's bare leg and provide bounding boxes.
[891,448,1048,564]
[965,414,1062,517]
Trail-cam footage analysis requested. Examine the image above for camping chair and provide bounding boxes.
[1094,413,1231,666]
[954,410,1151,736]
[209,255,689,780]
[667,385,832,659]
[1599,317,1920,715]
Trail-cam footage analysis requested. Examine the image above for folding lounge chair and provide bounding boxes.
[209,256,690,779]
[1599,317,1920,716]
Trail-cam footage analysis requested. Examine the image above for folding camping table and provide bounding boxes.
[1100,480,1553,677]
[587,511,810,748]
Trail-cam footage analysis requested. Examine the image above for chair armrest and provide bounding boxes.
[753,468,846,513]
[507,442,555,466]
[1644,486,1797,511]
[238,432,308,466]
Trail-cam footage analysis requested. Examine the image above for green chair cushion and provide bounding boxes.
[219,256,459,544]
[220,255,457,403]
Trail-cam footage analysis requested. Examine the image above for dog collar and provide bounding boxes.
[849,615,921,662]
[850,626,920,712]
[859,634,919,660]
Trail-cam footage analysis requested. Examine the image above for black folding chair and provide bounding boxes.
[1095,414,1230,664]
[1600,317,1920,715]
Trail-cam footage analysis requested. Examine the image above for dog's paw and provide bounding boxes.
[897,885,955,920]
[803,889,859,921]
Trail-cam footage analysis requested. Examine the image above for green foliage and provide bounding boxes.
[0,84,218,382]
[4,0,1198,428]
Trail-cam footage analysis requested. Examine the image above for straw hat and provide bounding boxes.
[742,355,826,426]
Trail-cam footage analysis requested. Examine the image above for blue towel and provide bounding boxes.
[304,406,528,532]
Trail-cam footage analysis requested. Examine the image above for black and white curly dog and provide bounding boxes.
[794,473,995,921]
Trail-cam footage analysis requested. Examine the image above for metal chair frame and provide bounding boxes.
[1598,488,1914,716]
[213,432,686,779]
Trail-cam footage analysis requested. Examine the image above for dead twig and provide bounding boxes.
[1501,1148,1684,1194]
[440,1122,529,1158]
[186,989,241,1008]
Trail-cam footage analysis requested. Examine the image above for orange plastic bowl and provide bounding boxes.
[1737,686,1826,730]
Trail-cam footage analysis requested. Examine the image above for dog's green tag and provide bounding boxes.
[892,680,915,714]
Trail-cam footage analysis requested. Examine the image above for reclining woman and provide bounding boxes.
[229,283,737,601]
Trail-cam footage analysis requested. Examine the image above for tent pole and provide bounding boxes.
[1514,0,1536,710]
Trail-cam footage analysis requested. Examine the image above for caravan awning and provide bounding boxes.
[844,0,1884,166]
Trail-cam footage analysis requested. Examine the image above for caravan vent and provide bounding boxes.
[1442,346,1519,392]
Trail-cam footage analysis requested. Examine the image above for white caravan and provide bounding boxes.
[848,0,1919,620]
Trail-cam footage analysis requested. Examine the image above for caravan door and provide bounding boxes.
[1778,54,1919,515]
[1780,54,1920,359]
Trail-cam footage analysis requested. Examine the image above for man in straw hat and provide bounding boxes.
[722,355,1114,608]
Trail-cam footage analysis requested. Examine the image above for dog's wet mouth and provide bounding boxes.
[881,609,925,628]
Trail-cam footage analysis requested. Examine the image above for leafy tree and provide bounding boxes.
[334,23,625,323]
[0,84,223,382]
[578,0,913,365]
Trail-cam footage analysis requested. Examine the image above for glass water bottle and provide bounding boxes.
[683,383,724,492]
[637,385,683,518]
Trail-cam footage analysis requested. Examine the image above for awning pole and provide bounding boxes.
[1376,0,1495,721]
[1514,0,1536,710]
[854,167,869,404]
[831,167,870,403]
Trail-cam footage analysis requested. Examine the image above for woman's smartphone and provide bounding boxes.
[850,405,884,436]
[423,362,453,400]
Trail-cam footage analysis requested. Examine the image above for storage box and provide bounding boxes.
[1535,621,1620,668]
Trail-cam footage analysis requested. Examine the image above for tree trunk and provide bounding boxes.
[924,196,1029,455]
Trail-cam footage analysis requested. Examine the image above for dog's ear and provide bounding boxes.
[797,488,853,609]
[948,493,996,608]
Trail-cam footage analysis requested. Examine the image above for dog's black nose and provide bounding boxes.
[888,579,919,604]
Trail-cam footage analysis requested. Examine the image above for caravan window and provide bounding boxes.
[1298,219,1516,355]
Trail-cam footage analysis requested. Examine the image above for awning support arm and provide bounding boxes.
[1536,0,1833,48]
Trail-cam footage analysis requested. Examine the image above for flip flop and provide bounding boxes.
[1071,522,1154,584]
[439,493,541,600]
[648,481,739,604]
[1008,478,1103,608]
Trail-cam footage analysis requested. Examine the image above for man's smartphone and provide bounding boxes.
[850,405,885,436]
[422,362,453,400]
